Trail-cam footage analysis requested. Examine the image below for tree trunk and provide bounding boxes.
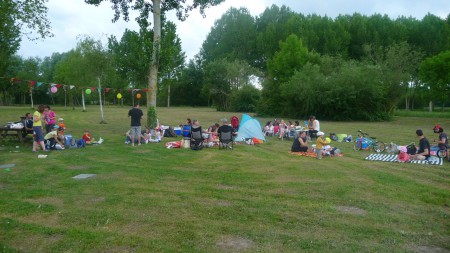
[145,0,161,128]
[98,77,106,124]
[82,89,86,112]
[167,83,170,107]
[147,0,161,110]
[429,101,433,112]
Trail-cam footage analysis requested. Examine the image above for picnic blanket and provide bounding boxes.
[289,151,344,158]
[364,154,443,165]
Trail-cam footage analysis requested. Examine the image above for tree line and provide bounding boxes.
[1,4,449,120]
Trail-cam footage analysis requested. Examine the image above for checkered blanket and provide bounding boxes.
[364,154,443,165]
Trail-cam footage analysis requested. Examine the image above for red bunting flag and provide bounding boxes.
[29,81,37,87]
[141,89,149,92]
[105,88,110,93]
[56,84,62,88]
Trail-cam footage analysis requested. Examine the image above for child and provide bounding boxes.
[82,129,95,144]
[315,131,328,160]
[398,146,410,162]
[56,118,67,143]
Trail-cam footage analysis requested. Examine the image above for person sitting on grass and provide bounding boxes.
[398,146,410,163]
[82,129,95,144]
[44,125,65,150]
[291,131,308,152]
[24,112,33,135]
[431,125,448,154]
[410,129,430,161]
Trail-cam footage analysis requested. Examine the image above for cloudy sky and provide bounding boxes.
[18,0,449,61]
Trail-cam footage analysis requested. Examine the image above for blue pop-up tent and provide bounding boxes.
[235,114,266,142]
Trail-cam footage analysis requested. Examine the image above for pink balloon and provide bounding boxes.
[51,86,57,93]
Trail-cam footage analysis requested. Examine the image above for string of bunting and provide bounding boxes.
[1,76,150,96]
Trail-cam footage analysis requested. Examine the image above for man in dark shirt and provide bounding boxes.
[411,129,430,160]
[128,104,143,146]
[218,118,235,138]
[24,113,33,134]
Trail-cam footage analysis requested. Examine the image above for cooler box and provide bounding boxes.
[173,127,182,136]
[65,134,73,146]
[182,125,191,137]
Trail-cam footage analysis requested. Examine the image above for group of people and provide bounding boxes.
[30,104,95,152]
[126,103,166,146]
[126,103,239,148]
[291,130,337,160]
[290,121,448,162]
[31,104,67,152]
[264,116,321,141]
[398,126,448,162]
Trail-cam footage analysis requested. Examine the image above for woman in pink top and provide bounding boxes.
[44,105,56,133]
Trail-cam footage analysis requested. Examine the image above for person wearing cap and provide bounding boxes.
[397,146,410,162]
[44,125,64,150]
[57,118,66,132]
[432,125,448,153]
[410,129,430,161]
[315,131,328,159]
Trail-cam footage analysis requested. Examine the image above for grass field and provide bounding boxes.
[0,106,449,253]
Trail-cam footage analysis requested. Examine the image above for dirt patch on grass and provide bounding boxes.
[90,196,106,203]
[216,235,254,252]
[18,213,61,228]
[408,244,450,253]
[0,183,6,190]
[67,165,89,170]
[216,184,237,190]
[217,200,232,207]
[336,206,367,215]
[26,197,64,208]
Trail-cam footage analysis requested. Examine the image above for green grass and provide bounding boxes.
[0,106,449,252]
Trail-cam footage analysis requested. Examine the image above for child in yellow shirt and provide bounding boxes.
[315,131,328,160]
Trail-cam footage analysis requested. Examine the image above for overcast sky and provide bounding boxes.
[18,0,449,61]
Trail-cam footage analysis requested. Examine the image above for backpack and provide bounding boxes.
[406,143,416,155]
[163,127,177,137]
[77,139,85,148]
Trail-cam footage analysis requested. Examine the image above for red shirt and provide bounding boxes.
[82,133,91,142]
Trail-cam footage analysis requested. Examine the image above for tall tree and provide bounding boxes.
[85,0,224,127]
[419,50,450,112]
[0,0,52,103]
[200,7,257,66]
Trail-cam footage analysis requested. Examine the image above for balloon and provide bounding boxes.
[51,86,57,93]
[117,93,122,99]
[325,137,331,143]
[85,89,91,95]
[136,93,141,99]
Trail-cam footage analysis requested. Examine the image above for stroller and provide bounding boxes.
[190,126,204,150]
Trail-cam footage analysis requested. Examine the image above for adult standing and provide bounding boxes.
[410,129,430,161]
[128,103,143,146]
[43,105,56,133]
[291,131,309,152]
[32,104,47,152]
